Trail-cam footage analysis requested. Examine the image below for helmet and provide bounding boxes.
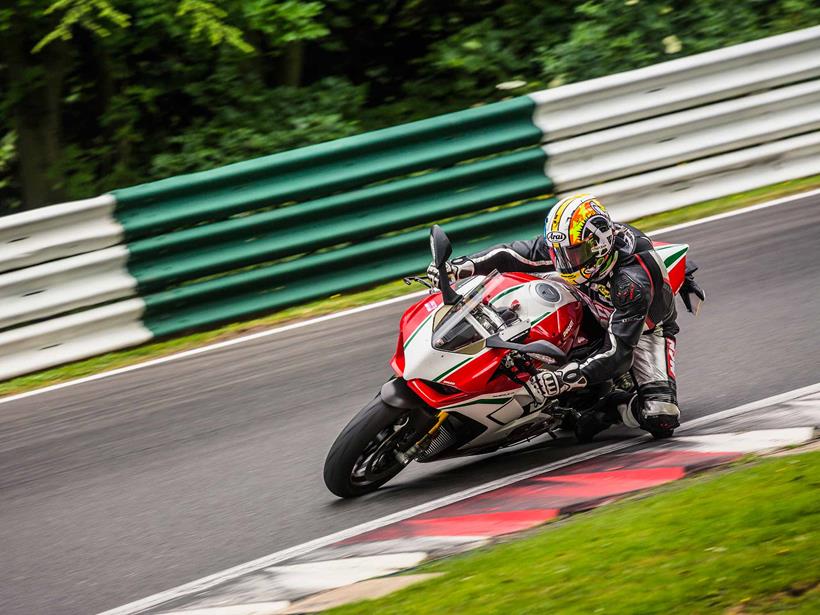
[544,194,615,285]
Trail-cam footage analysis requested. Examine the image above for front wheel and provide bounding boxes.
[323,397,422,498]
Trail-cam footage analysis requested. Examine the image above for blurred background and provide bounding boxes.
[2,0,819,215]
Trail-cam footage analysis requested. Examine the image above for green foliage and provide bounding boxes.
[1,0,819,212]
[0,132,17,194]
[33,0,130,52]
[176,0,253,52]
[243,0,328,44]
[544,0,820,84]
[149,76,365,178]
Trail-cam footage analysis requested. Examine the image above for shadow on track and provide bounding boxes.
[323,428,637,508]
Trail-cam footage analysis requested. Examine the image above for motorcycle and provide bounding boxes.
[323,225,690,498]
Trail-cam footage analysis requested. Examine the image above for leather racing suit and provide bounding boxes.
[453,223,681,430]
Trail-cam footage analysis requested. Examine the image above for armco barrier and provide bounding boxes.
[0,26,819,380]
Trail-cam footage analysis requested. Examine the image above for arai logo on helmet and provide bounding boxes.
[546,231,567,243]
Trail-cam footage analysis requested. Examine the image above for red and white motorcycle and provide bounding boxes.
[324,226,689,497]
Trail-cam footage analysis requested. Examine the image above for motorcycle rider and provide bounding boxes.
[427,194,705,438]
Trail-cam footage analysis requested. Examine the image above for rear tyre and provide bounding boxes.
[323,397,420,498]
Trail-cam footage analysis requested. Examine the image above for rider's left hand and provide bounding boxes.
[680,262,706,314]
[426,257,474,287]
[529,363,587,405]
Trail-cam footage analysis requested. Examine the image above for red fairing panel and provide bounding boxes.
[527,302,584,354]
[667,255,686,294]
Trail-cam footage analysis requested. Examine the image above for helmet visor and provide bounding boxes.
[549,239,597,274]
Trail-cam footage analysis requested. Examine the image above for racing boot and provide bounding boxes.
[573,389,630,443]
[617,393,679,439]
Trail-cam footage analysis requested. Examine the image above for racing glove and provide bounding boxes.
[528,362,587,405]
[679,261,706,313]
[426,257,475,286]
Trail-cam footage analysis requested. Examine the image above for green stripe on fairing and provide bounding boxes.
[433,356,475,382]
[662,247,688,269]
[490,283,526,304]
[404,311,435,349]
[446,396,513,409]
[531,310,552,326]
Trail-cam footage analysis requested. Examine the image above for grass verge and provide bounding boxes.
[330,450,820,615]
[1,174,819,397]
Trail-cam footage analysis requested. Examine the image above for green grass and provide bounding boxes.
[1,174,818,397]
[330,451,820,615]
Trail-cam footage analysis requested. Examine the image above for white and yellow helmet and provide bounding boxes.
[544,194,615,285]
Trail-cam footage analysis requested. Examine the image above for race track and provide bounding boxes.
[1,194,819,614]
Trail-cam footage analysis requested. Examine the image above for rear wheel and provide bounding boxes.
[323,397,422,498]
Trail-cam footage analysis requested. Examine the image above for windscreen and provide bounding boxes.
[431,272,509,354]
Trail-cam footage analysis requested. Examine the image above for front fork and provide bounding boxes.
[380,378,447,466]
[395,411,449,466]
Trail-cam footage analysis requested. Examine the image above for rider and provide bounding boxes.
[427,194,705,438]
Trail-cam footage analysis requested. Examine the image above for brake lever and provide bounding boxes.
[403,276,434,289]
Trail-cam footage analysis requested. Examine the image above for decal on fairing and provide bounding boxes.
[654,243,688,272]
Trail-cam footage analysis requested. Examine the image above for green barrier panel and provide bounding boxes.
[112,97,539,239]
[107,94,557,340]
[142,197,557,337]
[127,148,548,261]
[128,149,551,290]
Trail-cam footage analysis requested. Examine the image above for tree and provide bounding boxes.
[0,0,328,210]
[1,0,817,214]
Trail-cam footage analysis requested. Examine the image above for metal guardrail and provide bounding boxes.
[0,26,818,381]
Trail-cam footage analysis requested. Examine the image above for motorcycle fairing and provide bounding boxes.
[391,241,690,452]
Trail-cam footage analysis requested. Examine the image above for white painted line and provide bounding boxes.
[263,552,428,596]
[96,379,820,615]
[645,187,820,236]
[662,427,815,453]
[3,187,818,405]
[159,603,289,615]
[677,381,820,432]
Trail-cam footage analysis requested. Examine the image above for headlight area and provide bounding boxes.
[407,378,468,406]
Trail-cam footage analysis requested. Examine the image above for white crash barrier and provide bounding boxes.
[535,26,820,213]
[530,25,820,140]
[0,194,123,273]
[547,80,820,190]
[592,132,820,221]
[0,298,152,381]
[0,246,137,330]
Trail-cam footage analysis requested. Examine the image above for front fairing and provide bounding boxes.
[400,274,512,392]
[394,272,583,407]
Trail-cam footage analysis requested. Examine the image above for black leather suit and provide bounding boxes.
[455,223,681,427]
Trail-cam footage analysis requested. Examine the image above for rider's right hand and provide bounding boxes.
[426,258,475,286]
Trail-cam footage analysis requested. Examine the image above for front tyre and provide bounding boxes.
[323,397,420,498]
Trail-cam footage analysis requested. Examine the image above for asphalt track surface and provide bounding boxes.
[1,195,819,614]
